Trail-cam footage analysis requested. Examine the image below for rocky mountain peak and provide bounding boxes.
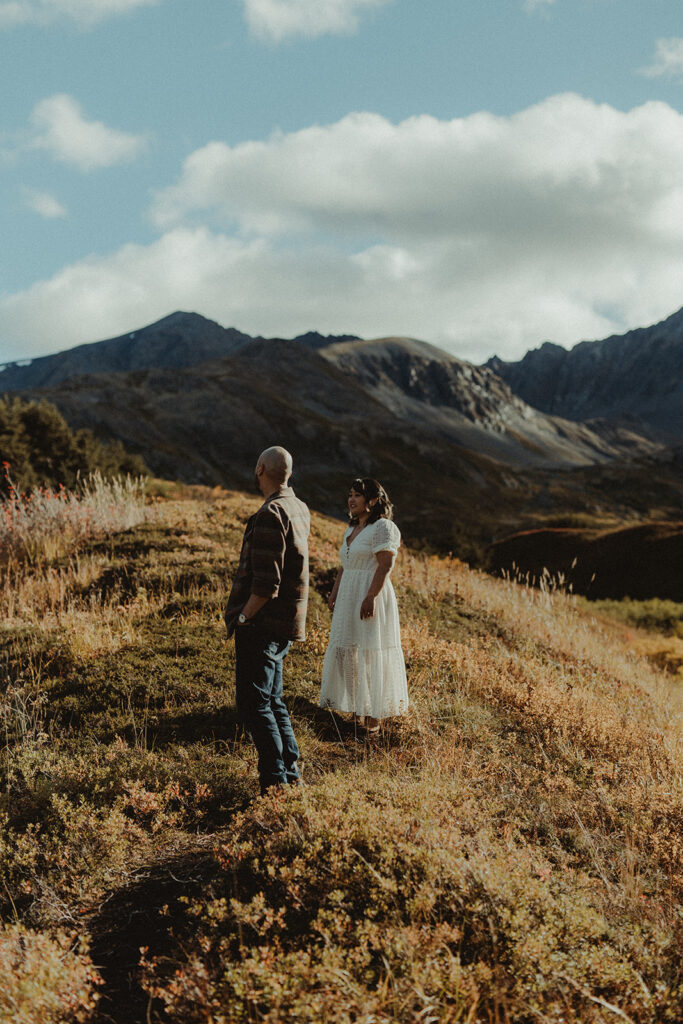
[291,330,360,349]
[0,312,253,393]
[320,335,529,428]
[486,306,683,438]
[152,311,211,329]
[315,333,658,467]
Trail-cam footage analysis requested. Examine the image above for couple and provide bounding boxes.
[224,446,409,794]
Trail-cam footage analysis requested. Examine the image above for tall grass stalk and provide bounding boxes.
[0,470,147,565]
[402,553,682,744]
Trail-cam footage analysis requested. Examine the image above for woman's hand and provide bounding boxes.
[328,568,343,614]
[360,594,376,620]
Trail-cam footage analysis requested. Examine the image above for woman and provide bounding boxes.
[320,478,409,732]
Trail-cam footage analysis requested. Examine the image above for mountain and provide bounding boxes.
[0,313,360,392]
[486,306,683,439]
[5,310,683,561]
[0,312,253,391]
[291,330,360,350]
[316,335,661,468]
[3,311,659,472]
[8,337,534,557]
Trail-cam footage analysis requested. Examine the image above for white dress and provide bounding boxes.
[320,518,409,719]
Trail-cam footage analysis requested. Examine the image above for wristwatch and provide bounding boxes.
[238,612,249,625]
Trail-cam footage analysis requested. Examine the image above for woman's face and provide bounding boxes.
[348,487,368,518]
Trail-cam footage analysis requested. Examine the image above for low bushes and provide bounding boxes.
[0,490,680,1022]
[0,924,100,1024]
[141,771,681,1023]
[0,396,147,497]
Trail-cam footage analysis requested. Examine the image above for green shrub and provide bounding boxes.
[0,396,147,496]
[579,596,683,637]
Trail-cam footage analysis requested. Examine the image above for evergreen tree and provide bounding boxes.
[0,397,148,497]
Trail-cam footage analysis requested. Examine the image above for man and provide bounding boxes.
[225,446,310,794]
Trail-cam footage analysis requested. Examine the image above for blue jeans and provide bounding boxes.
[234,627,301,793]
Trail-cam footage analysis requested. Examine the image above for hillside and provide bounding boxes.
[317,334,658,467]
[488,521,683,601]
[16,346,683,564]
[1,485,681,1023]
[8,337,527,562]
[487,306,683,439]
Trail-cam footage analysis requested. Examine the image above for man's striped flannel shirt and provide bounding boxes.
[225,486,310,641]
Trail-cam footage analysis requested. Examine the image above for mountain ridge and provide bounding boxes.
[1,311,664,471]
[316,334,662,467]
[0,313,251,391]
[0,312,361,391]
[3,309,683,560]
[487,306,683,438]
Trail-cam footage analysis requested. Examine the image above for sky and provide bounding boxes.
[1,0,683,365]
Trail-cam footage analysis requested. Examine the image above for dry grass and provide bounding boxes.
[0,486,680,1023]
[0,471,147,565]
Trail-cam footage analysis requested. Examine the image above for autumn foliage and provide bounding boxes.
[0,484,680,1022]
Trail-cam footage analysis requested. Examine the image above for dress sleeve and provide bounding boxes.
[371,518,401,555]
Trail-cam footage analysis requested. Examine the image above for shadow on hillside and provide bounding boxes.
[118,705,244,749]
[133,699,393,753]
[89,845,222,1024]
[310,564,337,601]
[85,525,186,560]
[38,680,244,750]
[81,564,220,604]
[290,696,404,749]
[291,695,341,738]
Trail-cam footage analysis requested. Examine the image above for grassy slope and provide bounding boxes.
[1,488,681,1023]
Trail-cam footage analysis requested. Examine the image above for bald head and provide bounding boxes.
[255,446,293,494]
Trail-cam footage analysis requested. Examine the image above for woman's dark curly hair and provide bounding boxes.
[348,478,393,525]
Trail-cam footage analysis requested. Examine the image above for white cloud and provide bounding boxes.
[241,0,392,43]
[0,0,159,28]
[640,38,683,81]
[30,94,147,171]
[22,186,67,218]
[3,94,683,365]
[152,94,683,250]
